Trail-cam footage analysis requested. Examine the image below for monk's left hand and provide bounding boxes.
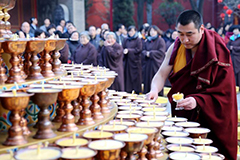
[176,97,197,110]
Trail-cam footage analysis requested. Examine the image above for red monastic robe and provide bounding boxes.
[168,29,237,160]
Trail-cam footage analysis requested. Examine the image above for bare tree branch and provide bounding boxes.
[189,0,197,10]
[197,0,204,14]
[188,0,204,14]
[221,0,240,18]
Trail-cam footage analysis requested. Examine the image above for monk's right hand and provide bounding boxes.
[123,49,128,54]
[104,41,109,46]
[146,91,158,102]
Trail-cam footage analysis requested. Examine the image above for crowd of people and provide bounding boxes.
[16,17,240,94]
[204,21,240,88]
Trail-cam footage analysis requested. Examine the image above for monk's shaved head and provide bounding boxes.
[176,10,203,30]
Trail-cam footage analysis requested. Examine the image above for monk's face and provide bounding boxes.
[176,22,204,50]
[21,22,30,34]
[128,28,136,37]
[106,34,116,45]
[80,35,89,45]
[149,28,158,37]
[71,32,79,41]
[103,31,109,40]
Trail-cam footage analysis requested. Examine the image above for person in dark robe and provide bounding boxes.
[162,29,173,49]
[73,31,97,65]
[46,24,56,37]
[20,22,31,38]
[165,30,178,51]
[89,25,101,50]
[34,29,46,39]
[165,30,178,87]
[67,31,80,62]
[123,26,142,94]
[227,25,240,87]
[223,23,233,44]
[140,25,149,85]
[29,17,38,37]
[97,30,109,65]
[99,32,124,91]
[59,43,69,63]
[115,24,125,45]
[147,10,237,160]
[54,30,70,64]
[142,25,166,94]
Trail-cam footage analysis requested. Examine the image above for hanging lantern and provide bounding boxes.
[223,6,228,10]
[238,4,240,9]
[220,13,225,20]
[218,0,223,3]
[226,9,233,17]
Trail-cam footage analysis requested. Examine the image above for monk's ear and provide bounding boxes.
[200,24,204,34]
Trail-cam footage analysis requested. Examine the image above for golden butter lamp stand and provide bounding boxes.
[55,85,82,132]
[136,122,164,159]
[48,81,75,123]
[23,51,31,77]
[19,109,31,136]
[114,133,148,160]
[52,100,64,123]
[52,38,67,75]
[93,73,116,113]
[91,71,116,113]
[27,88,62,139]
[26,39,46,80]
[98,82,110,114]
[76,81,97,125]
[41,39,56,78]
[71,97,81,119]
[18,51,27,79]
[2,40,27,83]
[90,78,107,120]
[0,92,33,146]
[0,96,118,154]
[3,0,16,38]
[0,41,7,84]
[0,0,9,38]
[126,127,158,160]
[68,77,88,119]
[88,139,125,160]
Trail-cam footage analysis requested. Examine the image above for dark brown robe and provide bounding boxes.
[227,36,240,86]
[123,37,142,93]
[168,29,237,160]
[59,43,69,63]
[67,40,80,61]
[73,42,97,65]
[97,39,105,65]
[141,38,146,83]
[99,42,124,91]
[142,37,166,94]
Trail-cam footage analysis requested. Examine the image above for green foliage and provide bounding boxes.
[113,0,135,30]
[158,0,184,28]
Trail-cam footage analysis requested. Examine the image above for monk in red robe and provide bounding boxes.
[147,10,237,160]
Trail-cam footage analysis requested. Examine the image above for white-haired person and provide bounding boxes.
[99,32,124,91]
[101,23,109,30]
[73,31,97,65]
